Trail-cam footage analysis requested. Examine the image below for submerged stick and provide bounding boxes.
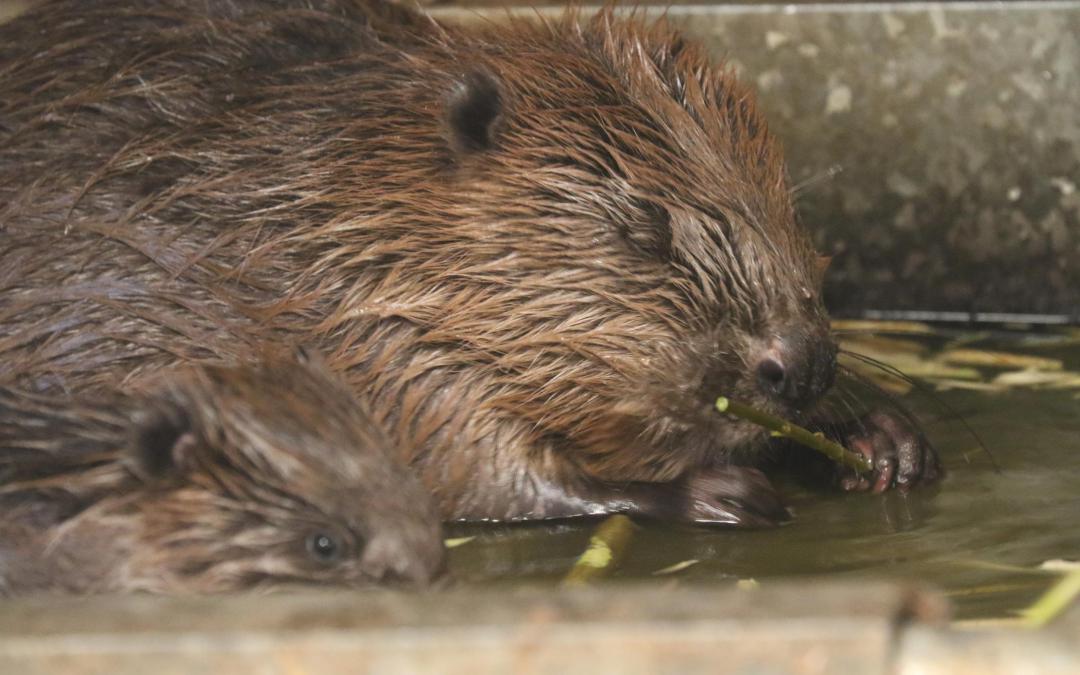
[715,396,873,474]
[953,563,1080,630]
[1020,567,1080,628]
[563,514,636,585]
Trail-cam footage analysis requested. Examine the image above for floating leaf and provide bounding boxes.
[1039,559,1080,572]
[933,379,1008,392]
[1044,374,1080,390]
[839,346,982,381]
[831,320,933,334]
[444,536,476,549]
[1018,329,1080,349]
[838,334,931,355]
[939,349,1063,371]
[890,359,982,380]
[944,558,1056,575]
[993,369,1080,387]
[652,559,701,576]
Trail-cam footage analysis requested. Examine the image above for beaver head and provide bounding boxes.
[0,355,446,594]
[291,11,836,483]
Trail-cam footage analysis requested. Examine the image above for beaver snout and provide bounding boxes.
[753,333,837,411]
[359,528,447,587]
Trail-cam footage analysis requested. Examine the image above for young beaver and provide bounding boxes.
[0,355,446,595]
[0,0,940,524]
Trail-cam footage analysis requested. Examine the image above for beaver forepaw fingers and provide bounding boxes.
[682,466,791,527]
[834,410,942,493]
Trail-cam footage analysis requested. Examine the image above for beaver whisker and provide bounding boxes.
[791,163,844,198]
[836,352,996,469]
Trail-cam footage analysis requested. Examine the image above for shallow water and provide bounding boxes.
[446,330,1080,620]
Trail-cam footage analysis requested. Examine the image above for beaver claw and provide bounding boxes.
[829,410,943,493]
[682,466,791,527]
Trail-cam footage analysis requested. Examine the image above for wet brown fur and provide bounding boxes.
[0,355,446,594]
[1,1,915,522]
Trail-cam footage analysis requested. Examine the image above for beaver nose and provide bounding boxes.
[754,335,837,410]
[360,530,447,587]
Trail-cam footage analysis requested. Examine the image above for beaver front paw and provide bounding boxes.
[830,410,943,493]
[682,466,791,527]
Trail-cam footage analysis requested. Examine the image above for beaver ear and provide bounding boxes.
[446,69,504,153]
[127,403,197,482]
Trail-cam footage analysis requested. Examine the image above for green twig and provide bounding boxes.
[715,396,873,474]
[1019,568,1080,628]
[954,566,1080,630]
[563,515,636,585]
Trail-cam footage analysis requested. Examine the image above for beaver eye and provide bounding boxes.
[305,531,343,564]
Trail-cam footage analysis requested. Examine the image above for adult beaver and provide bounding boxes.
[0,353,446,595]
[0,0,940,524]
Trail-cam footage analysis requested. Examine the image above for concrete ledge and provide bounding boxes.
[897,624,1080,675]
[3,582,1075,674]
[0,582,945,674]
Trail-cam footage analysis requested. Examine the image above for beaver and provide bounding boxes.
[0,0,940,525]
[0,353,446,595]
